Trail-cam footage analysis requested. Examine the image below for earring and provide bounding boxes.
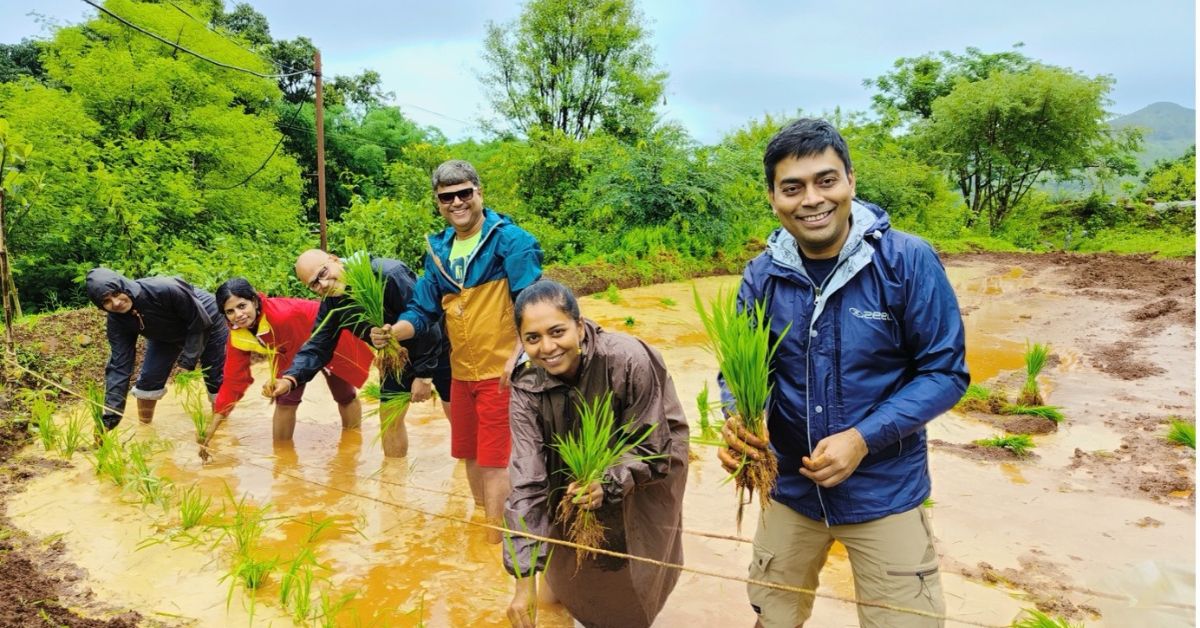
[576,346,583,355]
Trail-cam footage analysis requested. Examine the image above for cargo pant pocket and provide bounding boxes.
[882,559,945,620]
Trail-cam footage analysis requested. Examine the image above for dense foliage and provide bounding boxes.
[0,0,1192,313]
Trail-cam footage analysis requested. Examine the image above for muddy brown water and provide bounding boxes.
[8,261,1195,626]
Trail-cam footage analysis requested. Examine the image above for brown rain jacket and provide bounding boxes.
[504,319,689,628]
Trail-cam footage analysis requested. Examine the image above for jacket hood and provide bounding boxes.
[766,200,890,273]
[85,268,141,309]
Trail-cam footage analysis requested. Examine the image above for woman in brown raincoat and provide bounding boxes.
[503,280,689,628]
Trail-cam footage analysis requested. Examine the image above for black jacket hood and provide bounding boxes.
[85,268,141,309]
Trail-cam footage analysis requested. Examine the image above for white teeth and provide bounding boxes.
[800,210,832,223]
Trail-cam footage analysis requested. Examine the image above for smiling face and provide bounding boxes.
[222,295,259,330]
[518,301,584,381]
[101,292,132,314]
[435,182,485,238]
[295,250,346,298]
[768,147,856,260]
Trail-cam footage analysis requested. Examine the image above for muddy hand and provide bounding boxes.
[264,377,293,399]
[722,416,768,458]
[369,324,393,349]
[568,480,603,511]
[410,378,431,403]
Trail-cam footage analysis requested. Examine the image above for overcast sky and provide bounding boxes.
[2,0,1195,144]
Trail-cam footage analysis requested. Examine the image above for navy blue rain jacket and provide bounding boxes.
[729,201,968,525]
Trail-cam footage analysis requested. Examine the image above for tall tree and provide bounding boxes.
[913,65,1133,232]
[866,46,1032,119]
[480,0,666,141]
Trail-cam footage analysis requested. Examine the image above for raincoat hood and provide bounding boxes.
[85,268,141,309]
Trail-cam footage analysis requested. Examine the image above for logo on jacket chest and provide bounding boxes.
[848,307,891,322]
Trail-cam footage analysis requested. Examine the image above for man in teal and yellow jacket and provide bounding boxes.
[373,159,543,544]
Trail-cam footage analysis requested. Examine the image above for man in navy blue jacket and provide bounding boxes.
[719,119,969,627]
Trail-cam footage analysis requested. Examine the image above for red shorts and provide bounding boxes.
[449,378,511,468]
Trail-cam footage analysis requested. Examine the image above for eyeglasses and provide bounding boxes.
[307,265,330,292]
[436,187,477,204]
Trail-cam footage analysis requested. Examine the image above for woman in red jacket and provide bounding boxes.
[212,278,374,441]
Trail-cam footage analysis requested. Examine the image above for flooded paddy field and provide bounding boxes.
[3,253,1195,626]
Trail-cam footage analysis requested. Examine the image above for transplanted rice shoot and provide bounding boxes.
[1002,404,1065,422]
[974,434,1035,457]
[174,370,211,442]
[1166,417,1195,449]
[693,286,788,528]
[57,410,88,458]
[178,484,212,530]
[28,393,57,452]
[331,251,407,378]
[1011,608,1082,628]
[551,391,660,567]
[1019,342,1050,406]
[84,381,106,435]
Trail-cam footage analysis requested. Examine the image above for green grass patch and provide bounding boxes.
[974,434,1036,457]
[1073,227,1195,258]
[659,297,676,307]
[1010,608,1082,627]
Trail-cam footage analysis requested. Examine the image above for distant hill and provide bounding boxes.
[1110,102,1196,169]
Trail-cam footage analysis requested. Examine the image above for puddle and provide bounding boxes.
[8,266,1195,626]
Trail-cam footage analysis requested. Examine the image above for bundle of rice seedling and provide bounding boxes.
[1002,404,1064,422]
[690,381,724,446]
[1018,342,1050,406]
[973,434,1035,457]
[1166,417,1195,449]
[551,391,661,568]
[330,251,408,379]
[694,287,788,529]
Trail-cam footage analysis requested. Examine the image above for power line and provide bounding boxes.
[80,0,310,80]
[165,0,261,59]
[207,97,308,191]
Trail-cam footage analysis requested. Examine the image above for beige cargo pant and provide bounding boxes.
[747,501,944,628]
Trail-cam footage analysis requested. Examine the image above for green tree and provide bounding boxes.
[0,40,46,84]
[1141,146,1196,202]
[913,65,1129,232]
[480,0,666,141]
[866,46,1032,119]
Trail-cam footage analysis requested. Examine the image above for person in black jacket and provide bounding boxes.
[267,249,452,458]
[85,268,228,429]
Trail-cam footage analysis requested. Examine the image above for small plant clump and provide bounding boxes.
[1002,404,1065,423]
[1018,342,1050,406]
[1165,417,1195,449]
[27,391,58,452]
[178,484,212,530]
[974,434,1036,457]
[690,381,724,446]
[594,283,621,305]
[659,297,676,307]
[57,410,88,458]
[332,251,409,378]
[551,391,660,568]
[957,384,1005,414]
[694,287,788,530]
[84,381,107,435]
[174,370,211,443]
[623,316,636,327]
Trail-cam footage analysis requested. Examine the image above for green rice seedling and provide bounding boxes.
[956,384,1007,414]
[29,395,57,452]
[90,428,129,487]
[1010,608,1082,627]
[502,515,550,626]
[374,391,412,440]
[57,409,88,458]
[690,381,724,446]
[974,434,1036,457]
[315,588,359,628]
[330,251,407,379]
[174,370,211,442]
[551,391,662,567]
[1002,404,1065,422]
[360,380,382,403]
[595,283,620,305]
[660,297,676,307]
[1165,417,1195,449]
[222,553,278,625]
[280,547,317,622]
[922,498,936,508]
[84,381,107,436]
[127,440,173,508]
[1018,342,1050,406]
[623,316,636,327]
[694,286,789,529]
[178,484,212,530]
[218,484,273,558]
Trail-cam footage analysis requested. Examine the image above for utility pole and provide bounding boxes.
[314,49,328,251]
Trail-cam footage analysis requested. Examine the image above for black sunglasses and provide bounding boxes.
[436,187,477,204]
